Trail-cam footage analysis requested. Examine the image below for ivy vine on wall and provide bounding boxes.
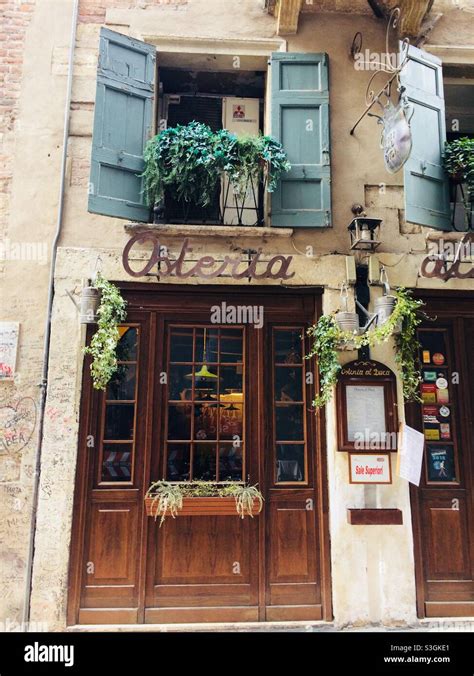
[307,288,425,409]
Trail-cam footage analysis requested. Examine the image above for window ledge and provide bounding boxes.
[425,231,473,242]
[124,223,294,239]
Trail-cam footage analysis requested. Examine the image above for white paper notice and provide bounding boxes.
[0,322,19,380]
[397,423,425,486]
[346,385,386,442]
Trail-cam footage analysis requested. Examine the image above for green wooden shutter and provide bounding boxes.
[88,28,155,222]
[270,52,331,228]
[401,45,451,230]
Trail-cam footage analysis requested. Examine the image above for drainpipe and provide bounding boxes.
[22,0,80,627]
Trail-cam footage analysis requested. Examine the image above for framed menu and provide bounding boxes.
[337,360,398,452]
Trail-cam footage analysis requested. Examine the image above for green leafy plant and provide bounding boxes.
[224,134,291,196]
[145,480,264,524]
[83,274,127,391]
[306,314,344,409]
[142,122,290,208]
[146,481,184,527]
[443,137,474,227]
[220,483,264,519]
[307,288,424,408]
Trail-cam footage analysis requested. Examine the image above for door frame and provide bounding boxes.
[67,283,332,625]
[408,289,474,619]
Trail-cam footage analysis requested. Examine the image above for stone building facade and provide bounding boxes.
[0,0,473,629]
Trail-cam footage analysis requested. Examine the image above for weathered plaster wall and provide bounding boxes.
[1,0,473,629]
[0,0,72,627]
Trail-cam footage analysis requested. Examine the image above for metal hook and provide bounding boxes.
[380,266,391,296]
[340,281,349,312]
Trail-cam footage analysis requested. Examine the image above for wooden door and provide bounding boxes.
[68,287,331,625]
[410,293,474,618]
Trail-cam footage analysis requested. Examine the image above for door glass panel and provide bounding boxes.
[275,366,303,402]
[165,326,245,481]
[167,443,191,481]
[193,443,217,481]
[219,443,243,481]
[168,404,192,440]
[104,404,135,440]
[418,329,459,484]
[107,364,137,400]
[99,325,140,484]
[272,328,307,483]
[169,327,194,362]
[116,326,138,361]
[194,403,218,440]
[274,329,303,363]
[101,443,133,482]
[169,364,193,400]
[276,444,305,482]
[276,405,304,440]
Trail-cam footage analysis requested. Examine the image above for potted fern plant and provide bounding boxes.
[142,122,290,224]
[145,480,264,526]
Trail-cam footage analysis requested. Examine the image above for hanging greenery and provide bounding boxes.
[307,288,424,409]
[443,137,474,229]
[142,122,290,208]
[83,274,127,391]
[443,137,474,203]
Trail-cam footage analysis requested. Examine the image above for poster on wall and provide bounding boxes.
[426,444,457,483]
[0,322,19,381]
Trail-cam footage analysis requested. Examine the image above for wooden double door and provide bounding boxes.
[68,287,331,625]
[410,292,474,618]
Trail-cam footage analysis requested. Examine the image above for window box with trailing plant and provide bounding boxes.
[145,480,264,525]
[141,121,290,226]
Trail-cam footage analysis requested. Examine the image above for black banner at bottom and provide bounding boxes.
[0,630,472,675]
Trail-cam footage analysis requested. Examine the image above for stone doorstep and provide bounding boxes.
[66,620,472,633]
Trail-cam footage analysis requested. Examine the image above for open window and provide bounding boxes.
[87,28,332,228]
[444,77,474,231]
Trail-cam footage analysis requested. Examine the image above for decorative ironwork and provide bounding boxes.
[350,7,410,136]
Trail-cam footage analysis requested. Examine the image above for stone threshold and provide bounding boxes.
[124,223,294,239]
[68,621,333,633]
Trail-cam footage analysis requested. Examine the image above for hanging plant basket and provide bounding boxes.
[145,495,262,518]
[79,286,101,325]
[374,295,402,334]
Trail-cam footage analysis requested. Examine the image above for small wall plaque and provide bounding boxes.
[349,452,392,484]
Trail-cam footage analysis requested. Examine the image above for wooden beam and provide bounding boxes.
[366,0,387,18]
[277,0,303,35]
[397,0,434,38]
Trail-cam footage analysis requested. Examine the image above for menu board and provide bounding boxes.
[0,322,19,380]
[346,385,386,442]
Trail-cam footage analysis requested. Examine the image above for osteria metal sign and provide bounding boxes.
[122,232,295,281]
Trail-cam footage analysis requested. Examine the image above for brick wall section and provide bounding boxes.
[78,0,188,24]
[0,0,36,247]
